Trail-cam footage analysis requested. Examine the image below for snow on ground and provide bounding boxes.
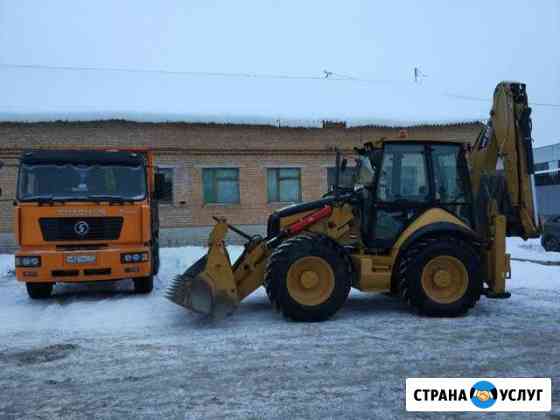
[0,240,558,336]
[506,238,560,293]
[508,237,560,263]
[0,246,234,337]
[0,239,558,419]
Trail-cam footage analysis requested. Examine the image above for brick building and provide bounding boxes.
[0,119,483,251]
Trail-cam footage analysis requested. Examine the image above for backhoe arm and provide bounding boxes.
[468,82,540,298]
[469,82,540,240]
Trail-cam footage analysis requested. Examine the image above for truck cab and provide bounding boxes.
[14,149,162,298]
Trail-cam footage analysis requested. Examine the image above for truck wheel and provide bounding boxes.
[152,238,160,275]
[398,236,481,316]
[265,233,352,322]
[26,282,54,299]
[133,276,154,294]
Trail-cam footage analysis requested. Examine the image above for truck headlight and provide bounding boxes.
[15,256,41,267]
[121,252,149,264]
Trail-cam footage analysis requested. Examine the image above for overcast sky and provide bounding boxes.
[1,0,559,144]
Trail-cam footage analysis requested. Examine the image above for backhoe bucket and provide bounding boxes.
[165,222,240,319]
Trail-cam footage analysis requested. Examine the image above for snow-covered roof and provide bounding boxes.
[0,74,490,128]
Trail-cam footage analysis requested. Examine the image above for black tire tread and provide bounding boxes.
[398,235,481,316]
[265,232,353,321]
[26,282,54,299]
[133,276,154,294]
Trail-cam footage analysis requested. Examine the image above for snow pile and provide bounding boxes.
[0,246,245,336]
[0,239,557,336]
[0,75,487,128]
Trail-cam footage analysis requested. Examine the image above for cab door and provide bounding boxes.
[367,143,432,249]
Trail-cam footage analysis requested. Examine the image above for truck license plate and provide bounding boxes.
[66,255,96,264]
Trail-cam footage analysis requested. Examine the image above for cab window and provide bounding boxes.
[432,145,467,203]
[376,144,429,202]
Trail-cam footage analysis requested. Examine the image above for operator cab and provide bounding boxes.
[353,140,474,250]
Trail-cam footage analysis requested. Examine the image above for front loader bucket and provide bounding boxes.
[166,256,213,314]
[165,222,240,319]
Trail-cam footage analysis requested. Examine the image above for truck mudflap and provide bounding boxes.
[165,221,240,319]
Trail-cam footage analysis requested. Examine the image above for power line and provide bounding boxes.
[443,92,560,108]
[0,62,415,85]
[0,62,339,81]
[1,62,560,108]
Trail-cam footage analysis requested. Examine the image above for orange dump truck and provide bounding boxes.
[14,149,164,298]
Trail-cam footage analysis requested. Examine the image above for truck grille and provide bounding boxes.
[39,217,124,241]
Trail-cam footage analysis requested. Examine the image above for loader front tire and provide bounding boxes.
[265,233,352,322]
[398,236,481,316]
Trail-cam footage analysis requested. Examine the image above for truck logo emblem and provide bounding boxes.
[74,221,90,236]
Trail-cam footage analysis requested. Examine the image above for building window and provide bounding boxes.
[267,168,301,203]
[535,170,560,186]
[327,167,357,191]
[157,167,174,204]
[202,168,240,204]
[534,162,550,172]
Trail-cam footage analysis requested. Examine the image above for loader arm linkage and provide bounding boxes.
[166,204,352,318]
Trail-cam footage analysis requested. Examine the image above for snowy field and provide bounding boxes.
[0,239,558,419]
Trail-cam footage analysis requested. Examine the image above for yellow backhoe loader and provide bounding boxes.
[166,81,540,321]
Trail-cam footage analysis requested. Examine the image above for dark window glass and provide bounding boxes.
[534,162,550,172]
[375,209,407,242]
[267,168,301,202]
[376,144,428,202]
[17,163,147,201]
[535,170,560,186]
[157,167,174,204]
[327,167,357,191]
[432,145,467,203]
[202,168,240,204]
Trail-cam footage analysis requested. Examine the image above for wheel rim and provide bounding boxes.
[420,255,468,304]
[286,256,335,306]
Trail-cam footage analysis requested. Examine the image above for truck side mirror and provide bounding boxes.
[153,173,166,200]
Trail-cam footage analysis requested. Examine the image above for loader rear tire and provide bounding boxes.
[398,236,481,316]
[265,233,352,322]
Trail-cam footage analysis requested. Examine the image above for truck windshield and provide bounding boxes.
[17,163,147,202]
